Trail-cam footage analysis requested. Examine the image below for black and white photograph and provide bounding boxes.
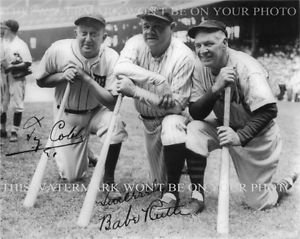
[0,0,299,238]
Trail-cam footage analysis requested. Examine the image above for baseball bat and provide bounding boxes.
[77,94,123,227]
[217,86,231,234]
[23,82,71,207]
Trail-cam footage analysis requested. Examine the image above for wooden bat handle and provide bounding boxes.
[217,86,231,234]
[23,83,71,207]
[77,94,123,227]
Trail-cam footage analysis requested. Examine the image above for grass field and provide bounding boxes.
[0,99,300,239]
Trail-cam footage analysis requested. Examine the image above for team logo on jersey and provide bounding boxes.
[93,74,106,87]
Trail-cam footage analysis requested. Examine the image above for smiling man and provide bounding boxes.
[114,6,196,213]
[35,13,127,199]
[185,20,298,212]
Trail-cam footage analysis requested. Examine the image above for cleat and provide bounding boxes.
[106,184,122,200]
[181,198,205,215]
[274,172,299,200]
[9,132,18,142]
[152,193,178,215]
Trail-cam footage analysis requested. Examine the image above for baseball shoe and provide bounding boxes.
[181,191,205,215]
[9,132,18,142]
[106,184,122,200]
[152,192,178,215]
[181,198,205,215]
[0,130,7,138]
[274,172,298,200]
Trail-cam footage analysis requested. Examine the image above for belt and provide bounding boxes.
[140,114,165,120]
[57,105,100,115]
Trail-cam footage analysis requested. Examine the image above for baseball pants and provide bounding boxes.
[1,75,26,113]
[142,114,189,184]
[186,119,281,210]
[52,106,127,182]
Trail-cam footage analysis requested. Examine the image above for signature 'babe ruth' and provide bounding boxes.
[36,13,127,198]
[0,20,32,142]
[114,6,196,209]
[184,20,298,213]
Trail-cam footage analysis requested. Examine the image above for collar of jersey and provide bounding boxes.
[147,37,173,62]
[71,39,103,66]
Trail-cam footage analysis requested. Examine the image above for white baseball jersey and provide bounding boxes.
[1,36,31,113]
[191,48,276,129]
[118,34,195,117]
[35,39,127,181]
[5,36,32,80]
[36,39,118,110]
[116,34,195,183]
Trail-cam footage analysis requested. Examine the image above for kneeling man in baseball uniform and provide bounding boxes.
[36,13,127,199]
[114,6,196,211]
[183,20,298,214]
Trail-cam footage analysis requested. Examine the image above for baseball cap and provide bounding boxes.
[4,19,19,33]
[188,20,227,39]
[137,5,174,23]
[74,13,106,26]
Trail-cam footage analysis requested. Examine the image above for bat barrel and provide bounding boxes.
[217,147,230,234]
[23,83,70,207]
[77,95,123,227]
[23,152,49,207]
[217,86,231,234]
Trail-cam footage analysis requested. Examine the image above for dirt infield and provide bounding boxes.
[0,100,299,239]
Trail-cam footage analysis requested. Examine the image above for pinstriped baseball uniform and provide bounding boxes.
[36,39,127,181]
[117,34,195,183]
[187,48,281,210]
[2,36,32,113]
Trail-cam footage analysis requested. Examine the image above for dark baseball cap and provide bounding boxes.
[137,5,174,23]
[74,13,106,26]
[4,19,19,33]
[188,20,227,38]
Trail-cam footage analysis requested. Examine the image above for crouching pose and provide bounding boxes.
[183,20,298,214]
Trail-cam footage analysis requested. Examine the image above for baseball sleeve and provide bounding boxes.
[35,44,58,81]
[239,61,276,112]
[190,59,207,103]
[115,35,166,85]
[118,35,139,64]
[103,47,119,96]
[170,56,194,109]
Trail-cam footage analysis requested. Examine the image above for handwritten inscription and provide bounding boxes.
[99,199,188,231]
[50,120,84,142]
[96,183,164,207]
[6,115,85,157]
